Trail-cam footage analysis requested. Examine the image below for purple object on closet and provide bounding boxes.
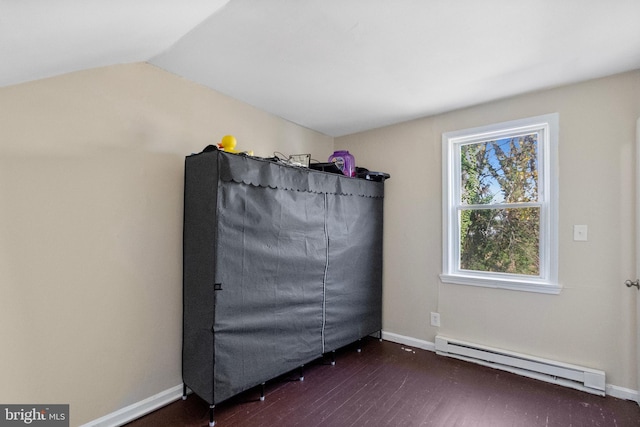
[328,150,356,177]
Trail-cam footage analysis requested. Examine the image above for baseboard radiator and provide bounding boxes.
[434,336,606,396]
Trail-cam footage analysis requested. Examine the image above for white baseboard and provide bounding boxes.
[380,330,638,403]
[78,384,185,427]
[381,331,435,352]
[606,384,639,402]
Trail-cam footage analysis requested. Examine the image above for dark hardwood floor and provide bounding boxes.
[126,338,640,426]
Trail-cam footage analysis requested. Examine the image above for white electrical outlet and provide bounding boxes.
[430,312,441,327]
[573,225,588,241]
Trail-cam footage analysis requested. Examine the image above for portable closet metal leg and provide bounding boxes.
[209,404,215,427]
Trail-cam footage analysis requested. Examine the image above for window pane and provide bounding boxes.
[460,134,538,205]
[459,207,540,275]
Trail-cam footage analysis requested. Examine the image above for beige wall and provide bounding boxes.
[0,63,333,426]
[338,70,640,390]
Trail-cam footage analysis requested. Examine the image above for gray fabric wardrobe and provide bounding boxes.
[182,148,385,421]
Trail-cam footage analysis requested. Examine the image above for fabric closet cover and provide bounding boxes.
[217,151,384,198]
[183,148,383,405]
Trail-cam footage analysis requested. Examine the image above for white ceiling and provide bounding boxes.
[2,1,640,137]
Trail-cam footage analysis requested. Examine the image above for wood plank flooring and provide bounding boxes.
[125,338,640,426]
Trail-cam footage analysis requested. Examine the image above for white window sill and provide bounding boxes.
[440,273,562,295]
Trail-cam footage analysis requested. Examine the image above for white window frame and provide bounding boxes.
[441,113,560,294]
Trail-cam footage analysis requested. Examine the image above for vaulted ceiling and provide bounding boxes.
[3,0,640,136]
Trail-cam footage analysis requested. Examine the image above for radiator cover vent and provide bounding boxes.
[435,336,606,396]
